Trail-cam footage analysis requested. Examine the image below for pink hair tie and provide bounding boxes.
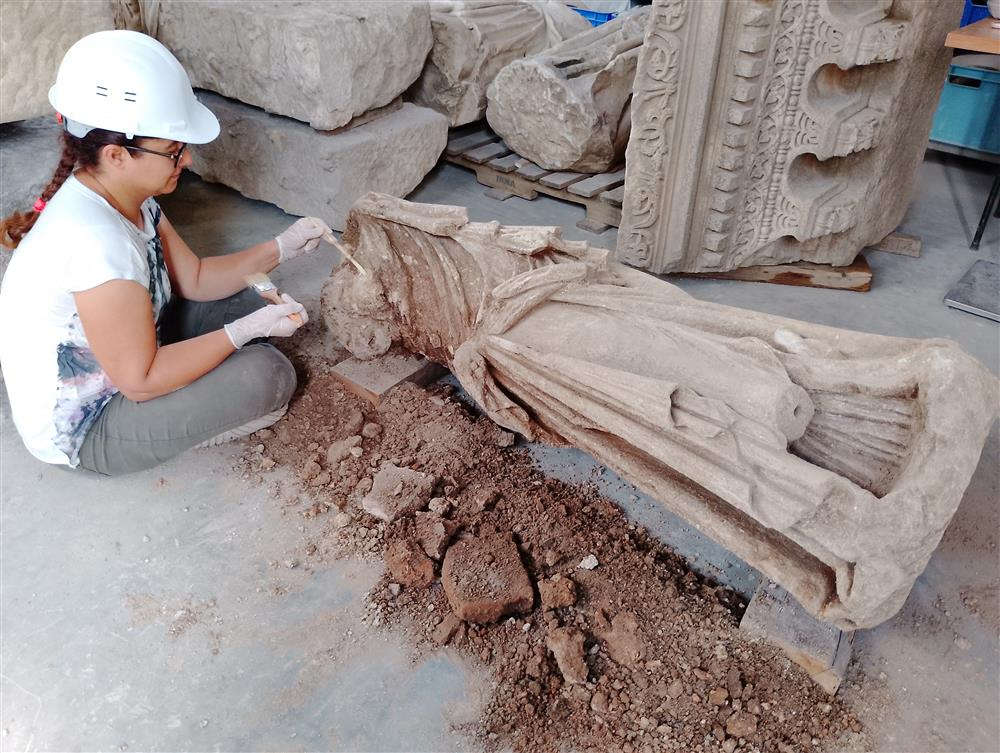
[33,198,46,212]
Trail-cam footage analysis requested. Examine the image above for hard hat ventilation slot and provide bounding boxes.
[95,85,109,97]
[123,91,137,103]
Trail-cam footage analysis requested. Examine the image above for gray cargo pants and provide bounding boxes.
[77,289,296,475]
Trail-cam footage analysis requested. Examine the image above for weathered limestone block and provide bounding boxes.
[485,8,649,172]
[322,193,999,630]
[151,1,432,130]
[618,0,961,273]
[1,0,116,123]
[188,92,448,230]
[411,0,590,126]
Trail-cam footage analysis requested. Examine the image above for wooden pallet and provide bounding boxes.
[444,127,624,234]
[676,255,872,292]
[443,126,877,291]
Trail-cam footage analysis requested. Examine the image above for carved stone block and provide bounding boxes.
[188,92,448,230]
[618,0,961,273]
[152,0,432,130]
[411,0,590,126]
[1,0,116,123]
[485,7,650,172]
[322,193,998,630]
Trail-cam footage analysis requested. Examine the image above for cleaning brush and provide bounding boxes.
[245,272,303,325]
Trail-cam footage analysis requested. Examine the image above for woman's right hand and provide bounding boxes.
[224,294,308,349]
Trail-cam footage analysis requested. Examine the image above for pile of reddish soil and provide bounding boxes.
[233,357,868,753]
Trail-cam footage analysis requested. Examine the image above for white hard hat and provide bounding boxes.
[48,30,219,144]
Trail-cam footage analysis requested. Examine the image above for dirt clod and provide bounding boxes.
[441,530,534,623]
[384,537,434,588]
[538,575,577,609]
[546,626,588,685]
[414,510,460,560]
[235,363,866,753]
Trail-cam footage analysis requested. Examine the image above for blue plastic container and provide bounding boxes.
[960,0,990,27]
[569,6,619,26]
[930,55,1000,154]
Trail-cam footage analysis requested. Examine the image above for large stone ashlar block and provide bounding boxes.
[411,0,590,127]
[188,93,448,231]
[152,0,433,130]
[486,7,650,172]
[1,0,116,123]
[618,0,961,273]
[322,193,999,631]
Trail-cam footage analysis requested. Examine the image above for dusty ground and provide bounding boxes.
[228,328,870,753]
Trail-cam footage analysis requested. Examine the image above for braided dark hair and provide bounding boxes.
[0,127,139,249]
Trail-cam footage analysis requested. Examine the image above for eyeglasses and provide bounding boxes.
[123,143,187,166]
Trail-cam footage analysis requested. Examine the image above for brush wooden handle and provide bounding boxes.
[258,287,303,325]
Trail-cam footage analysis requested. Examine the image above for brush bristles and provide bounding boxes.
[246,272,276,291]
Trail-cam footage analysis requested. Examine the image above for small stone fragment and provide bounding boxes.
[362,463,437,522]
[432,612,464,645]
[472,486,499,512]
[327,435,363,465]
[333,512,352,528]
[361,422,383,439]
[667,679,684,699]
[414,511,461,560]
[546,626,588,685]
[538,575,577,609]
[596,610,646,666]
[590,690,609,714]
[310,471,331,487]
[725,710,758,739]
[349,446,364,458]
[578,554,599,570]
[727,668,743,700]
[722,739,738,753]
[303,459,322,480]
[708,687,729,706]
[388,582,402,596]
[384,538,435,588]
[428,496,452,516]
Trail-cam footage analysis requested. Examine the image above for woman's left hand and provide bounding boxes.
[275,217,333,263]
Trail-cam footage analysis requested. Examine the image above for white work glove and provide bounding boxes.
[223,293,308,349]
[275,217,332,263]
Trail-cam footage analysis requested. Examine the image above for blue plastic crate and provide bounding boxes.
[930,55,1000,155]
[960,0,990,27]
[569,6,619,26]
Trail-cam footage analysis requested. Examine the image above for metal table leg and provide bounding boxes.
[971,172,1000,250]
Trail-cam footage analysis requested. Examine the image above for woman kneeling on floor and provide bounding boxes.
[0,31,332,475]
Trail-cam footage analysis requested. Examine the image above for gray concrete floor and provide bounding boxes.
[2,131,998,752]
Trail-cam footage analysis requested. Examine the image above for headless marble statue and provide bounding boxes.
[322,193,998,630]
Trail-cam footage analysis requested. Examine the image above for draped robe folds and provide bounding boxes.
[322,193,999,630]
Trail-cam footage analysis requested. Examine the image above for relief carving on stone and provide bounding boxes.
[619,0,960,274]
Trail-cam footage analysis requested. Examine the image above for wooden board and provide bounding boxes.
[442,126,622,233]
[567,168,626,198]
[945,17,1000,54]
[445,129,498,156]
[488,153,522,173]
[676,255,872,292]
[515,160,551,180]
[866,231,921,258]
[600,185,625,207]
[539,171,587,190]
[464,141,511,164]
